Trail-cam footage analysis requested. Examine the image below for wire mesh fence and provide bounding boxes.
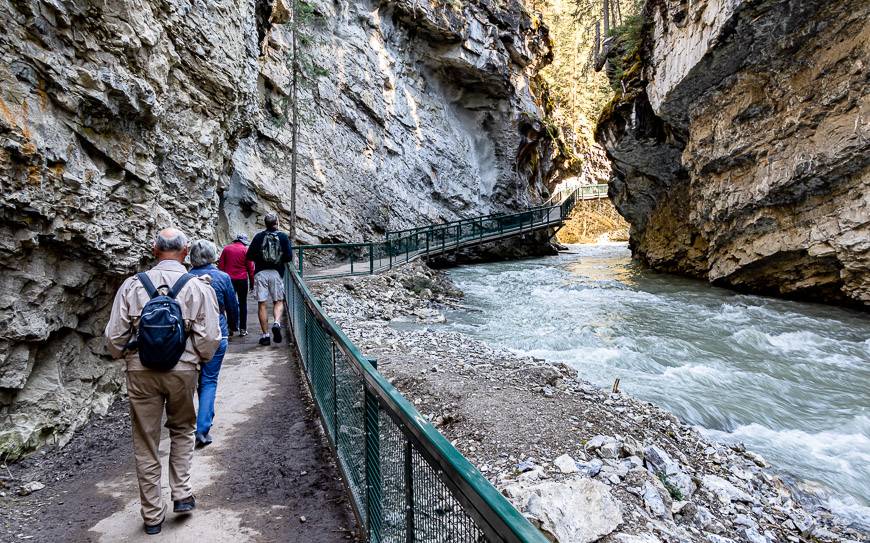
[284,269,549,543]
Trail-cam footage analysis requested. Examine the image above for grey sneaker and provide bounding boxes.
[195,432,212,448]
[173,495,196,514]
[239,329,248,337]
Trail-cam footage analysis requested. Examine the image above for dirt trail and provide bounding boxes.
[1,295,357,542]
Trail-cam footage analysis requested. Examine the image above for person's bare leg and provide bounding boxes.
[258,301,269,334]
[272,300,284,324]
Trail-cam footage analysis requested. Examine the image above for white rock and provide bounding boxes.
[18,481,45,495]
[788,509,816,537]
[741,527,769,543]
[554,454,579,474]
[729,465,753,481]
[644,445,695,498]
[701,475,755,505]
[518,467,546,482]
[671,500,690,514]
[643,445,679,474]
[504,477,623,543]
[599,441,621,459]
[621,437,644,458]
[743,450,768,467]
[585,435,611,451]
[613,534,662,543]
[642,481,671,519]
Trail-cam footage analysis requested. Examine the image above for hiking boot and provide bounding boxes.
[258,335,271,346]
[272,323,282,344]
[144,521,163,535]
[239,329,248,337]
[173,495,196,514]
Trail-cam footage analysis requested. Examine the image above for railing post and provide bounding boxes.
[389,240,393,269]
[298,247,304,276]
[369,242,374,274]
[425,228,430,254]
[364,358,382,541]
[332,341,338,438]
[404,440,415,543]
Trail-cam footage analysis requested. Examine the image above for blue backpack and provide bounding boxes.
[133,272,194,371]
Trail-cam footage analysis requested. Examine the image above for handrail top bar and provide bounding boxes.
[297,201,568,251]
[385,202,560,237]
[297,241,373,249]
[372,184,605,239]
[287,266,548,542]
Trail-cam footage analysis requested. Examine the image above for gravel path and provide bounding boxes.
[0,297,358,542]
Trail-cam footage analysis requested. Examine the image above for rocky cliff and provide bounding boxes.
[0,0,558,457]
[596,0,870,307]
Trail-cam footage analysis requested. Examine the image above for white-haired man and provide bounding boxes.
[105,228,222,535]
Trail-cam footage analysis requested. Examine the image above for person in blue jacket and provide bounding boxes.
[189,239,240,448]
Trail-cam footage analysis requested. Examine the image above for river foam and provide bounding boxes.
[446,242,870,526]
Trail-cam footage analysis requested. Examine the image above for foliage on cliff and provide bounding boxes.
[526,0,642,180]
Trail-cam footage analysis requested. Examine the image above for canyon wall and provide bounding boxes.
[596,0,870,307]
[0,0,558,456]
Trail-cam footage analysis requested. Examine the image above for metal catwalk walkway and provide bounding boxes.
[297,184,607,279]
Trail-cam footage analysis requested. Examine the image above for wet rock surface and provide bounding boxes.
[596,0,870,308]
[0,0,559,456]
[311,261,869,542]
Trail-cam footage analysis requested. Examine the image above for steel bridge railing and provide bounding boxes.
[545,183,608,205]
[284,267,549,543]
[297,184,603,279]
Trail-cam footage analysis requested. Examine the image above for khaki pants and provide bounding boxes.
[126,370,198,526]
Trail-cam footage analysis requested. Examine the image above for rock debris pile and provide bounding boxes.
[310,261,868,543]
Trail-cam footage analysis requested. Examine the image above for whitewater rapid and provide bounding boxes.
[444,242,870,525]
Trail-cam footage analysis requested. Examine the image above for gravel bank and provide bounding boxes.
[310,261,868,543]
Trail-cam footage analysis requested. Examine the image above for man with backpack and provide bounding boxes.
[104,228,222,535]
[246,212,293,346]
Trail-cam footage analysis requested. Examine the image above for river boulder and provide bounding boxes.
[504,476,623,543]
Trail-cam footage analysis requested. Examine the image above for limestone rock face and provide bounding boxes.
[596,0,870,307]
[0,0,557,456]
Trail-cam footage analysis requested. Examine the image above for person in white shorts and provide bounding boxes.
[245,213,293,346]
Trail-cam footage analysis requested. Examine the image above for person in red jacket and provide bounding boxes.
[218,234,255,336]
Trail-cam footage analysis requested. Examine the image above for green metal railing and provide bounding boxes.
[545,182,608,205]
[284,268,549,543]
[297,184,606,279]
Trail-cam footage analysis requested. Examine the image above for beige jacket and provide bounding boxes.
[105,259,222,371]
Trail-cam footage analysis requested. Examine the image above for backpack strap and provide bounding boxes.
[137,272,159,299]
[169,273,194,299]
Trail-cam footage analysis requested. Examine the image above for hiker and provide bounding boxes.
[189,239,239,448]
[104,228,221,535]
[246,212,293,346]
[217,233,255,336]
